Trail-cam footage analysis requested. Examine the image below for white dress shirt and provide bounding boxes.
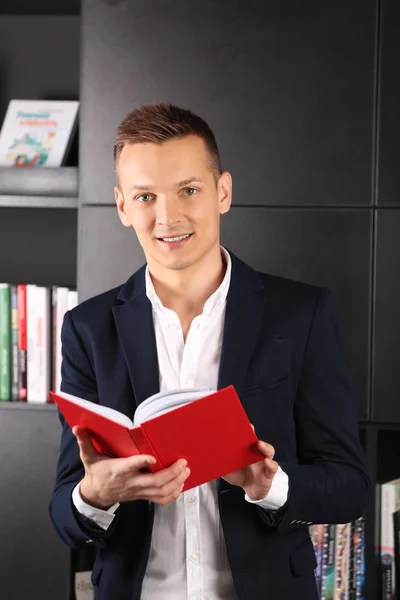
[72,248,289,599]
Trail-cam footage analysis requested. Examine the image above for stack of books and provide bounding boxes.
[0,284,77,403]
[310,519,365,599]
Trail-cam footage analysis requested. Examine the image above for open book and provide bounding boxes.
[50,385,264,491]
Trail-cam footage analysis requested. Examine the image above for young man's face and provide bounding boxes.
[114,135,232,273]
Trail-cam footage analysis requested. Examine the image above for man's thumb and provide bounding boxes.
[126,453,157,471]
[72,426,99,462]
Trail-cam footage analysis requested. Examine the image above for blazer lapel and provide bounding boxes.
[218,253,266,398]
[112,267,160,407]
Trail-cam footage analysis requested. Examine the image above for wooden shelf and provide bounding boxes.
[0,195,77,209]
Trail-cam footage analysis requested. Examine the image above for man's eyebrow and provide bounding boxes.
[127,178,204,194]
[175,177,204,187]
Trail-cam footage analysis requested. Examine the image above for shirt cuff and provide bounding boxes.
[244,466,289,511]
[72,481,120,531]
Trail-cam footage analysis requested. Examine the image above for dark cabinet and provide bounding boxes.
[80,0,376,208]
[377,0,400,206]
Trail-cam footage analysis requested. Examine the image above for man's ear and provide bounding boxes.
[114,185,131,227]
[218,171,232,215]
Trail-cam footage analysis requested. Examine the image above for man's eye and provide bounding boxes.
[136,194,153,203]
[183,188,197,196]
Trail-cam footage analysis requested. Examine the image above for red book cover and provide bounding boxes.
[17,284,27,401]
[49,385,263,491]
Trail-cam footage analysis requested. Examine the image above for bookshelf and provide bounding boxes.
[0,2,80,600]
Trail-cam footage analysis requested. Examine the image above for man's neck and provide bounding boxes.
[148,247,226,316]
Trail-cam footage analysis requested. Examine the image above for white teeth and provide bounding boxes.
[161,234,190,242]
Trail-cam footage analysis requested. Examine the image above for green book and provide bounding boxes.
[0,284,11,401]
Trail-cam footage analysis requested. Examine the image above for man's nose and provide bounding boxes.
[156,196,182,226]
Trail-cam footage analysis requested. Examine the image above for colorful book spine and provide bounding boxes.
[355,516,366,600]
[0,283,11,401]
[26,284,37,402]
[10,284,19,401]
[381,480,398,599]
[17,284,27,401]
[321,524,336,600]
[394,509,400,598]
[311,523,326,597]
[51,287,57,398]
[335,522,350,599]
[35,286,51,403]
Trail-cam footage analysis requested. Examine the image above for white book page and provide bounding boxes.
[56,391,134,428]
[57,388,216,430]
[133,388,214,426]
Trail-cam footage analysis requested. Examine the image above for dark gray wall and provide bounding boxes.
[80,0,375,207]
[78,0,389,423]
[377,0,400,206]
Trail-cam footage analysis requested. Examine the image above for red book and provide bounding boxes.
[49,385,264,491]
[17,284,27,401]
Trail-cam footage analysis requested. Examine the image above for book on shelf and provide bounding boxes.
[334,522,351,599]
[380,477,400,599]
[0,284,11,401]
[0,99,79,168]
[309,517,366,600]
[0,283,77,403]
[50,386,264,492]
[350,517,366,600]
[310,523,325,596]
[394,509,400,597]
[321,523,336,600]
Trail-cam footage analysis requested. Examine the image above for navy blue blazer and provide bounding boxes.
[49,252,371,600]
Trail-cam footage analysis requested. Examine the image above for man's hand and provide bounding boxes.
[73,426,190,510]
[222,437,279,501]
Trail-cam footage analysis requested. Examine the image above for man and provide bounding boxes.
[50,103,371,600]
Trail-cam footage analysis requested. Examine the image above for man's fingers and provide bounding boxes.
[143,468,190,499]
[257,440,275,459]
[148,459,188,488]
[137,464,190,497]
[263,456,279,475]
[72,426,100,463]
[123,453,157,472]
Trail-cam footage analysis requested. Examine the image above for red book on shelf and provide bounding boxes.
[17,284,27,401]
[49,385,263,491]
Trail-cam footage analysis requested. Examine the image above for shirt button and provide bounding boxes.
[189,495,196,503]
[189,553,198,562]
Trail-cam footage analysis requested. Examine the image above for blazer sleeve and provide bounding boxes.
[49,310,120,549]
[258,287,372,532]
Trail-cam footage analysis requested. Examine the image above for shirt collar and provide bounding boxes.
[145,247,232,315]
